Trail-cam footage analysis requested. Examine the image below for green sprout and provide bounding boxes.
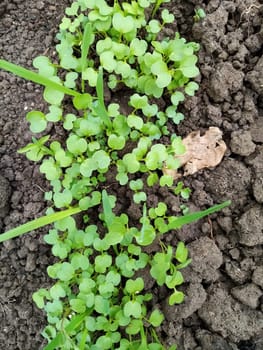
[194,8,206,22]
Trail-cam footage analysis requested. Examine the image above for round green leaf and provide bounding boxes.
[133,192,147,203]
[65,72,78,88]
[33,56,56,77]
[125,278,144,294]
[77,117,102,137]
[80,158,97,177]
[93,150,111,170]
[147,19,161,34]
[166,271,184,289]
[127,114,144,130]
[108,134,126,150]
[171,91,185,107]
[172,137,186,155]
[161,9,174,23]
[26,111,47,133]
[155,202,167,216]
[130,93,148,109]
[104,231,123,245]
[169,290,185,305]
[116,172,129,185]
[56,262,74,282]
[79,278,96,293]
[126,319,143,335]
[156,73,171,88]
[134,225,156,246]
[115,61,131,78]
[32,289,50,309]
[99,282,115,296]
[49,283,67,300]
[100,51,116,72]
[159,175,174,187]
[71,253,89,270]
[46,105,62,122]
[185,81,199,96]
[144,78,163,98]
[63,113,76,130]
[59,17,71,30]
[149,309,164,327]
[70,298,86,313]
[175,241,189,263]
[129,179,143,191]
[147,173,159,186]
[123,300,142,318]
[73,93,92,110]
[66,135,87,155]
[96,335,112,349]
[44,85,64,106]
[53,189,73,208]
[82,67,98,87]
[122,153,140,173]
[95,254,112,273]
[65,2,79,16]
[94,295,110,315]
[45,300,63,316]
[106,270,121,286]
[142,103,158,117]
[40,158,61,180]
[130,38,148,56]
[112,13,134,33]
[179,56,199,78]
[138,0,150,7]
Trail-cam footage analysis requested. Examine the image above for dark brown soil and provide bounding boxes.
[0,0,263,349]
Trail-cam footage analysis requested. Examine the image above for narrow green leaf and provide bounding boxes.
[0,59,80,97]
[81,22,92,73]
[79,328,88,350]
[168,201,231,230]
[0,207,82,242]
[102,190,115,227]
[94,67,111,128]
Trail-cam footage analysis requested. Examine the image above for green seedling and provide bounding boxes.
[0,1,227,349]
[194,8,206,22]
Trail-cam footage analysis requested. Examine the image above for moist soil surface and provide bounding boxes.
[0,0,263,349]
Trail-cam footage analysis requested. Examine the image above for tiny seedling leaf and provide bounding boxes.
[149,309,164,327]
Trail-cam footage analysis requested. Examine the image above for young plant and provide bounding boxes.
[0,1,229,349]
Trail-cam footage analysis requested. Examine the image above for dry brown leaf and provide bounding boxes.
[164,127,227,179]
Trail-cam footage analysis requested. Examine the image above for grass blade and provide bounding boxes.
[81,22,92,73]
[102,189,114,227]
[0,207,82,242]
[140,203,147,241]
[94,67,112,128]
[0,59,81,97]
[168,200,231,230]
